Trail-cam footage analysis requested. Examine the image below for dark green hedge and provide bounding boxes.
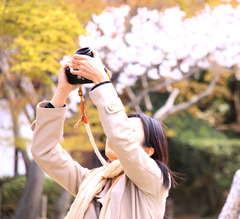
[166,113,240,216]
[1,175,63,218]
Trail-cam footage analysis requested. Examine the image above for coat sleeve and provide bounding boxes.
[31,102,89,196]
[90,84,166,197]
[218,170,240,219]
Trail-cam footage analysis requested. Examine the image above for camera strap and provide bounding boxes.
[73,68,111,165]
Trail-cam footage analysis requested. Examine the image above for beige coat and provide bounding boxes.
[31,83,169,219]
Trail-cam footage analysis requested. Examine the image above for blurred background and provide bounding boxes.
[1,0,240,218]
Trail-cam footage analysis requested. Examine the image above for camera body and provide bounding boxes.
[65,47,94,84]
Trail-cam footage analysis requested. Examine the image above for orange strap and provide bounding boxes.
[74,67,110,131]
[74,85,88,131]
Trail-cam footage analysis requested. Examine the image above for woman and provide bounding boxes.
[31,49,175,218]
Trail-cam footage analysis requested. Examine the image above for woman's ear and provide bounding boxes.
[143,147,154,157]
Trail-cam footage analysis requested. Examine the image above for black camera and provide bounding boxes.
[65,47,94,84]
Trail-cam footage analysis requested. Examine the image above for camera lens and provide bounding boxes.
[75,47,93,57]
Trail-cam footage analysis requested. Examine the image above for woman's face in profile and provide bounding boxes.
[105,117,145,162]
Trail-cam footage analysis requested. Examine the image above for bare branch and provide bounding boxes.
[153,88,180,120]
[23,106,34,124]
[129,70,197,108]
[154,70,221,121]
[141,74,153,111]
[125,86,142,112]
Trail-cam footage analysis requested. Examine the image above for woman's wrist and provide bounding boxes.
[91,81,111,91]
[50,87,70,108]
[93,69,110,85]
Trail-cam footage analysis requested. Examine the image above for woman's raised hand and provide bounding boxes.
[51,49,108,108]
[70,49,110,85]
[50,61,79,108]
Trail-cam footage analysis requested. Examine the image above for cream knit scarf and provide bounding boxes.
[65,159,123,219]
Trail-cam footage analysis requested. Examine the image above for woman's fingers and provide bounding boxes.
[70,69,82,74]
[91,49,99,58]
[69,50,106,84]
[72,54,89,60]
[71,59,86,67]
[71,63,80,70]
[70,64,84,75]
[61,62,70,69]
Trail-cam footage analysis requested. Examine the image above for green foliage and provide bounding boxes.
[42,177,63,218]
[166,112,240,148]
[1,176,26,206]
[166,113,240,211]
[166,113,226,143]
[1,175,63,218]
[43,177,62,205]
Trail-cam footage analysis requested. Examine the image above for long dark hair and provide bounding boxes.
[128,113,177,188]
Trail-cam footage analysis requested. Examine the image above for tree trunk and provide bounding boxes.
[11,107,20,177]
[233,85,240,124]
[206,182,217,211]
[0,185,2,219]
[10,101,31,177]
[19,148,31,177]
[54,188,71,219]
[13,160,44,219]
[164,198,174,219]
[14,148,19,177]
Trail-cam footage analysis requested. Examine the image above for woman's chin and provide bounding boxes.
[105,150,118,162]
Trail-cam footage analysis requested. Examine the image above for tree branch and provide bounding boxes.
[153,88,180,120]
[125,86,142,112]
[129,70,197,108]
[154,70,221,121]
[141,74,153,111]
